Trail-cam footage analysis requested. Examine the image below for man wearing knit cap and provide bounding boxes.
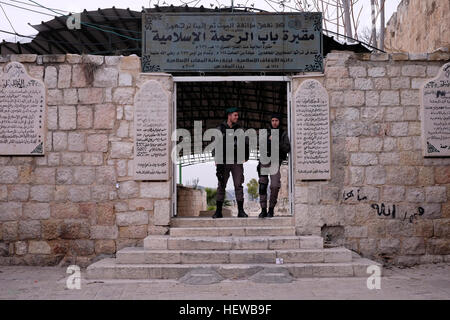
[212,107,249,219]
[258,112,290,218]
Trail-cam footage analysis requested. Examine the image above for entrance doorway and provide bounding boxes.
[172,76,293,218]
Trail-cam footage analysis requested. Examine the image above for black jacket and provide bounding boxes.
[213,121,250,164]
[262,126,291,162]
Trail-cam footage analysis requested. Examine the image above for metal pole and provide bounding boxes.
[379,0,385,51]
[370,0,377,48]
[179,163,182,185]
[342,0,353,39]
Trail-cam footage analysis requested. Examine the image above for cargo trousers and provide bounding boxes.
[216,164,244,202]
[258,162,281,209]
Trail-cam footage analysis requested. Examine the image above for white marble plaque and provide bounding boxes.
[0,62,46,155]
[134,80,170,180]
[421,62,450,157]
[294,79,331,180]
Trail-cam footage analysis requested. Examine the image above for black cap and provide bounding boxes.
[226,107,239,114]
[271,113,282,120]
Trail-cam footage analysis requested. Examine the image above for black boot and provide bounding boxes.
[212,201,223,219]
[237,201,248,218]
[267,207,274,218]
[259,207,267,218]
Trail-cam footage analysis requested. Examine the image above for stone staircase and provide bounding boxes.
[87,216,381,281]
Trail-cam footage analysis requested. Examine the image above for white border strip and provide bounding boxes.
[173,76,292,82]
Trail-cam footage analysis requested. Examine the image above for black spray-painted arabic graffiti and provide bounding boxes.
[370,203,425,223]
[343,189,368,201]
[371,203,396,218]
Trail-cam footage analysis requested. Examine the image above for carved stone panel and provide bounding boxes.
[0,62,46,155]
[134,80,171,180]
[293,79,331,180]
[421,62,450,157]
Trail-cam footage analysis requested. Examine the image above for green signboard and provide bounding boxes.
[142,12,323,73]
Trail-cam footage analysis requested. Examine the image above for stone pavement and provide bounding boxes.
[0,263,449,300]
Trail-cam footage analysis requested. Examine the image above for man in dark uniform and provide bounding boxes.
[212,107,249,219]
[258,113,290,218]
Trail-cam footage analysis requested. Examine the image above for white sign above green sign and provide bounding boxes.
[142,12,323,73]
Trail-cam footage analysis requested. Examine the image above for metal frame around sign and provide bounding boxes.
[142,12,323,73]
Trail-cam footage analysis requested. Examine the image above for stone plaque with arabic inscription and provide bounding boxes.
[142,12,323,73]
[134,80,170,180]
[0,62,46,155]
[294,79,330,180]
[421,62,450,157]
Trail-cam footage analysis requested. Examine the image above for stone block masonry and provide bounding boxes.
[0,54,171,267]
[295,50,449,267]
[0,52,449,267]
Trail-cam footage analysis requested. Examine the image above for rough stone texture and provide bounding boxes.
[116,211,148,226]
[77,106,93,129]
[18,221,41,240]
[68,132,85,152]
[90,226,118,240]
[58,106,77,130]
[87,134,108,152]
[384,0,450,53]
[93,104,115,129]
[0,167,19,184]
[94,68,118,87]
[95,240,116,254]
[111,142,133,159]
[154,200,171,226]
[113,87,135,104]
[28,241,51,254]
[78,88,103,104]
[23,203,50,220]
[58,65,71,89]
[140,182,171,198]
[44,66,57,88]
[117,181,139,199]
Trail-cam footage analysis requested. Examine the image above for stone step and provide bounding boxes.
[116,247,352,264]
[86,257,381,280]
[170,216,294,228]
[144,235,323,250]
[169,226,296,237]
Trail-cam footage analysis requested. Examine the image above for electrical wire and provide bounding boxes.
[0,0,54,16]
[8,0,67,14]
[0,28,141,45]
[82,21,142,35]
[26,0,141,41]
[0,3,17,34]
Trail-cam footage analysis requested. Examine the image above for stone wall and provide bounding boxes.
[385,0,450,53]
[0,51,449,267]
[294,51,450,266]
[0,54,172,267]
[177,185,206,217]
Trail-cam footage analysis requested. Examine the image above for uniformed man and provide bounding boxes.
[258,113,290,218]
[212,107,249,219]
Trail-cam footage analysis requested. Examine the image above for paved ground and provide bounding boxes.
[0,263,449,300]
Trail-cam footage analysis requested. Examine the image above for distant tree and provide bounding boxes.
[246,178,259,201]
[205,187,217,206]
[205,187,232,210]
